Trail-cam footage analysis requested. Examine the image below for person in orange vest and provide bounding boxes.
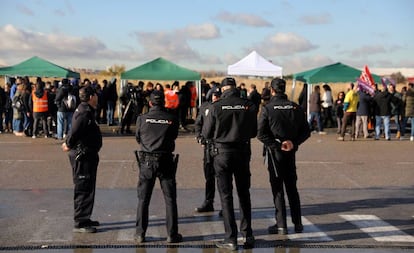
[29,81,50,138]
[164,83,180,115]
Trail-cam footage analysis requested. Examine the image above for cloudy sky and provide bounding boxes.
[1,0,413,75]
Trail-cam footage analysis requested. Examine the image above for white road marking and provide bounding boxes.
[259,214,332,241]
[287,216,333,241]
[340,214,414,242]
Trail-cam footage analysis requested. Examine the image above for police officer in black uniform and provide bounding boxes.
[134,90,182,243]
[202,77,257,250]
[257,78,310,235]
[194,87,221,213]
[62,85,102,233]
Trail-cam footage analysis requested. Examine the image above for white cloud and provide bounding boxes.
[348,45,387,57]
[0,58,8,67]
[280,55,333,74]
[257,32,318,56]
[180,23,221,40]
[133,23,220,61]
[0,24,141,63]
[371,67,414,77]
[134,31,200,61]
[299,13,332,25]
[17,4,34,16]
[215,11,273,27]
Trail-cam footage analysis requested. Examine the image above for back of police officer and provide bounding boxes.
[257,78,310,235]
[134,90,182,243]
[202,77,257,250]
[62,85,102,233]
[194,88,221,213]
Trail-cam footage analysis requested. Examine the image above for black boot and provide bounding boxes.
[195,200,214,212]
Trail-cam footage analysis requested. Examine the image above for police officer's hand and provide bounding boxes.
[281,140,294,151]
[61,142,70,152]
[196,136,206,145]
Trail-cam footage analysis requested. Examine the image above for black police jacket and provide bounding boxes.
[202,88,257,144]
[135,106,179,153]
[66,102,102,153]
[257,94,310,151]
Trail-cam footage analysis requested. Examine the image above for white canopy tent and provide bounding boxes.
[227,51,282,77]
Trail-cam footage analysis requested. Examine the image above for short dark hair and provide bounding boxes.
[79,86,96,102]
[270,78,286,93]
[150,90,165,106]
[221,77,236,87]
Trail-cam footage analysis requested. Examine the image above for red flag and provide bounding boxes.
[360,65,375,88]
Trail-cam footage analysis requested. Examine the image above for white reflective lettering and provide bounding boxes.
[145,119,172,124]
[222,105,247,110]
[273,105,294,110]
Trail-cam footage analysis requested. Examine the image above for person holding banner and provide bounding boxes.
[355,88,373,139]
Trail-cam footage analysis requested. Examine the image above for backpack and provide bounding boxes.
[12,96,24,111]
[63,94,77,110]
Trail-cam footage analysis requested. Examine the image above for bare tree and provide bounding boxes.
[390,72,406,84]
[100,64,126,76]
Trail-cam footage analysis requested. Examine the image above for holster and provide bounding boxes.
[204,141,215,164]
[265,146,279,178]
[75,143,88,161]
[173,154,179,174]
[134,150,141,170]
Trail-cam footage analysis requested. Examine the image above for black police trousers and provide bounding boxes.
[214,148,253,243]
[136,153,179,237]
[267,150,302,228]
[203,144,216,203]
[69,151,99,228]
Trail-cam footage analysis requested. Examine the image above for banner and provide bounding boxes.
[360,65,375,89]
[357,78,375,96]
[381,77,396,87]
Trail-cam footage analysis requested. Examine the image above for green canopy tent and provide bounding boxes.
[291,62,382,115]
[120,57,201,107]
[293,62,381,84]
[0,56,80,78]
[121,57,200,81]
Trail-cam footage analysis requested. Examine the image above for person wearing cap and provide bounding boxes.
[61,85,102,233]
[257,78,310,235]
[202,77,257,250]
[194,86,221,213]
[134,90,182,244]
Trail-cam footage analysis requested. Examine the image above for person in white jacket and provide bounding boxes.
[321,84,335,128]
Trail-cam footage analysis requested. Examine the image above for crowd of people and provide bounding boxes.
[0,76,119,139]
[304,81,414,141]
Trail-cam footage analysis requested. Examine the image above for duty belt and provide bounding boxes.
[138,151,171,161]
[214,142,250,152]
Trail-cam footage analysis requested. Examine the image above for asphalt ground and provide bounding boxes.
[0,125,413,253]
